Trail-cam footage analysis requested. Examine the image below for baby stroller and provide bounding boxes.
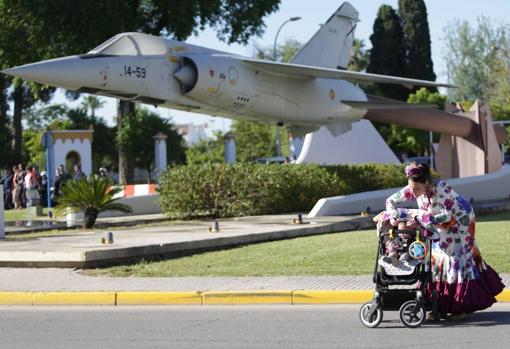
[359,218,435,328]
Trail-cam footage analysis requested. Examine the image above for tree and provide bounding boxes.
[487,39,510,110]
[0,75,11,167]
[185,132,226,165]
[8,82,54,160]
[443,17,510,151]
[22,103,117,175]
[254,38,302,62]
[444,16,510,102]
[381,88,447,158]
[398,0,436,87]
[348,39,369,72]
[231,120,289,162]
[0,1,58,161]
[81,96,105,123]
[120,107,186,182]
[407,87,447,111]
[5,0,281,182]
[366,5,408,101]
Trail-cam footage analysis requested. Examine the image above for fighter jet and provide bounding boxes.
[0,2,465,139]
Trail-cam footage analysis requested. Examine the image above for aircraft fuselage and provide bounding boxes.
[3,33,367,129]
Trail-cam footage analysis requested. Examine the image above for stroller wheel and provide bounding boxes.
[399,300,425,328]
[359,302,383,328]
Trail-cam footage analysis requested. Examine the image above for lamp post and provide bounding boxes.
[273,16,302,61]
[273,16,301,156]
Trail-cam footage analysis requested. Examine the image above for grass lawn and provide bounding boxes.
[5,229,89,240]
[86,211,510,277]
[3,207,52,221]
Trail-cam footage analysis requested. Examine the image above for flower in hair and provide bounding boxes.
[405,165,422,178]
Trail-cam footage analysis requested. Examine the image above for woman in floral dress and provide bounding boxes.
[385,162,505,320]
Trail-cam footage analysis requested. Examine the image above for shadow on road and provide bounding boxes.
[374,310,510,329]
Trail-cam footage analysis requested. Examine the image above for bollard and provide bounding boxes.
[292,213,304,224]
[208,220,220,233]
[106,232,114,244]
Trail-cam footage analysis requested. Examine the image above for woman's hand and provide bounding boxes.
[405,220,418,229]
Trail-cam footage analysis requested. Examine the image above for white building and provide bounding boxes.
[175,123,209,146]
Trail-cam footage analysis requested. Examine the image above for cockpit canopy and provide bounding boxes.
[88,33,167,56]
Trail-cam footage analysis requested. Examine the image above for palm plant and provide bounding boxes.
[56,175,131,229]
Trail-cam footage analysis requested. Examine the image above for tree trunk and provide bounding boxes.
[12,85,24,161]
[83,208,99,229]
[0,75,8,165]
[0,75,6,126]
[117,100,135,185]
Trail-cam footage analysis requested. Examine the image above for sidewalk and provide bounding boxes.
[1,213,509,305]
[0,268,508,305]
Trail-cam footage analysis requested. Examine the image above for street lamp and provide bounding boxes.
[273,16,302,61]
[273,16,301,156]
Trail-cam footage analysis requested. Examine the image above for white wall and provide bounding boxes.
[98,195,162,217]
[51,138,92,180]
[309,165,510,217]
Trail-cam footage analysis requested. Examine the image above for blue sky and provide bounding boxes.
[57,0,510,133]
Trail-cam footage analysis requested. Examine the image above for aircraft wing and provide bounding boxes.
[236,56,455,89]
[341,94,437,109]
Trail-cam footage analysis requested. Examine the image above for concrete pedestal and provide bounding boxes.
[296,121,400,165]
[66,211,83,227]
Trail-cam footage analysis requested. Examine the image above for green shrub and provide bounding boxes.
[324,164,407,194]
[158,163,407,219]
[56,176,132,228]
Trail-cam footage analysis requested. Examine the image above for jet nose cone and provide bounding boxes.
[2,67,21,76]
[1,56,99,90]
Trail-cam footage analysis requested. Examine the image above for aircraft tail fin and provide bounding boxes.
[290,2,358,69]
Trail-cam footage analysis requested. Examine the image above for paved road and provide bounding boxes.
[0,304,509,349]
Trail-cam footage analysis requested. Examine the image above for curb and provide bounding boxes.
[0,290,508,305]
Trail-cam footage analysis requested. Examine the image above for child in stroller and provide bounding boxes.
[359,209,436,328]
[375,210,426,271]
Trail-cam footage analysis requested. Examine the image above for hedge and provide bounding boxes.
[158,163,407,219]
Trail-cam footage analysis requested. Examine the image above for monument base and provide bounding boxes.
[26,206,44,218]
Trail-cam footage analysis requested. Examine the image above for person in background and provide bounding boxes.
[98,167,109,180]
[2,167,14,209]
[24,165,39,207]
[53,164,71,200]
[73,164,86,180]
[39,171,48,207]
[12,165,21,209]
[16,164,26,208]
